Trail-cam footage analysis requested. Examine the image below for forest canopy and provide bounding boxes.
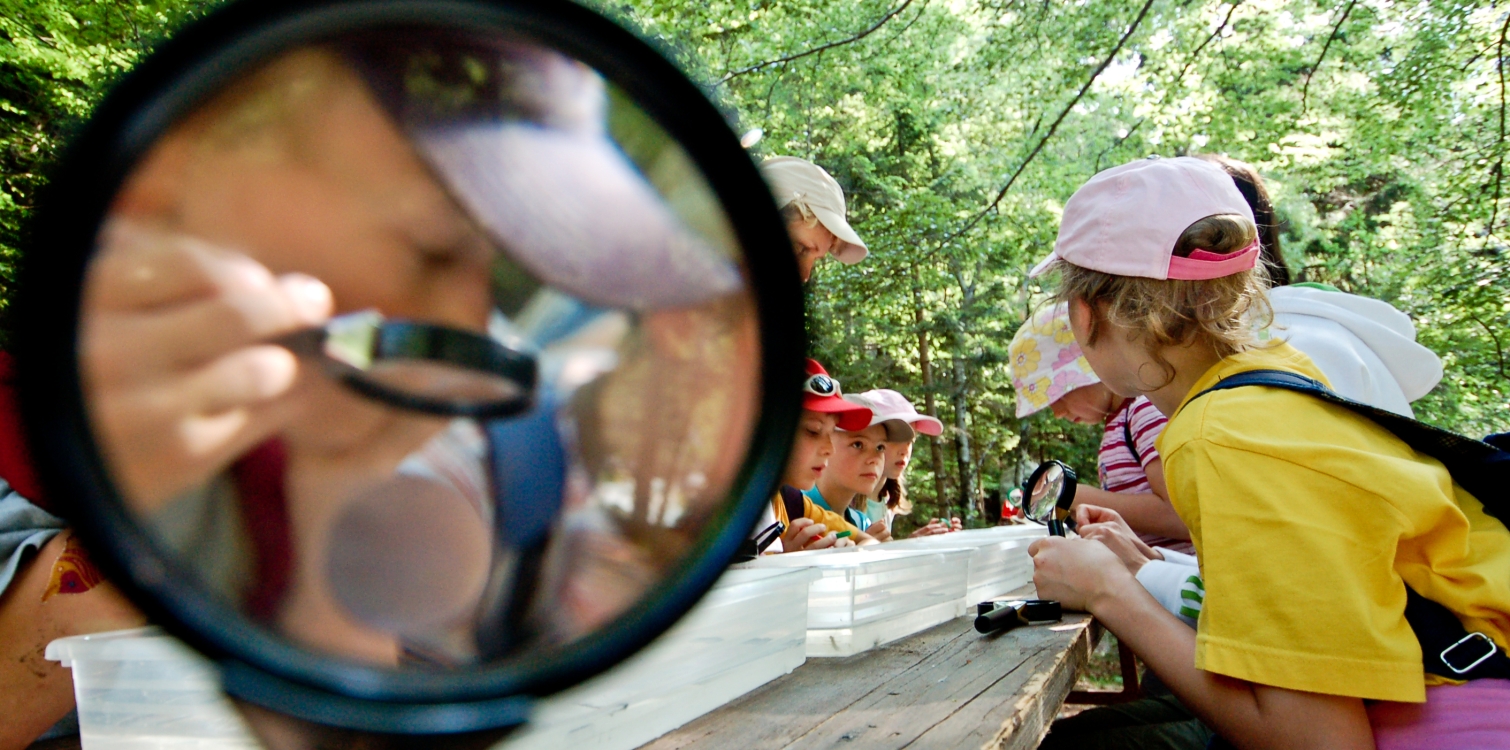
[3,0,1506,529]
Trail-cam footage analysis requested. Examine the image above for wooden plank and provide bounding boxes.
[909,619,1095,750]
[638,617,971,750]
[639,607,1096,750]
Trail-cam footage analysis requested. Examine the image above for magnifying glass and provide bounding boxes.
[279,310,539,418]
[16,1,805,745]
[1023,460,1078,536]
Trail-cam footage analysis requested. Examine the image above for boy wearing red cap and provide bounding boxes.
[764,360,877,553]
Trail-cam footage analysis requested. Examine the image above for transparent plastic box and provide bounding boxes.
[883,525,1044,605]
[45,627,259,750]
[742,547,970,657]
[497,566,816,750]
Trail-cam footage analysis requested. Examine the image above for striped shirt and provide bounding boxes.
[1099,397,1194,553]
[1098,397,1166,494]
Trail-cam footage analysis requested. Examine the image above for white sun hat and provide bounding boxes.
[759,156,868,263]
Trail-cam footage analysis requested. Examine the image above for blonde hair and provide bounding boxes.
[1054,214,1272,387]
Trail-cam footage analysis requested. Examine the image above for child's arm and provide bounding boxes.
[1071,483,1189,540]
[1031,536,1375,750]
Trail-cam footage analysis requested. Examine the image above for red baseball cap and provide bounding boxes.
[802,359,872,431]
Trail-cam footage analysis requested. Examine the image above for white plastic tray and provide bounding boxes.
[882,525,1043,605]
[45,627,258,750]
[741,547,970,657]
[498,566,816,750]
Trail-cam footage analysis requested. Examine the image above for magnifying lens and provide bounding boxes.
[1023,460,1078,536]
[16,0,805,745]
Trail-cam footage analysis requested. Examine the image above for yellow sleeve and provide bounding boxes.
[803,497,860,535]
[1167,438,1426,702]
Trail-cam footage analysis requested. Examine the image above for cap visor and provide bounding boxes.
[812,206,867,263]
[909,415,944,437]
[881,419,916,443]
[416,124,743,310]
[1027,252,1059,278]
[806,400,872,431]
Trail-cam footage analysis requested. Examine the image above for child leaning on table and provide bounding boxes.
[1008,303,1191,552]
[755,359,878,554]
[1027,156,1510,749]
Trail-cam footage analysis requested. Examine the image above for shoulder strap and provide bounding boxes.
[1184,369,1510,681]
[779,485,807,526]
[1121,402,1141,466]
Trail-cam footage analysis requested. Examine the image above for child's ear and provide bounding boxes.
[1068,297,1099,346]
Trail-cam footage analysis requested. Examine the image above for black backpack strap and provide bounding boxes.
[1187,370,1505,517]
[1185,369,1510,681]
[1122,404,1142,466]
[779,485,807,526]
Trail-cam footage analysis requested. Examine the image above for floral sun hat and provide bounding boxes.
[1007,302,1101,417]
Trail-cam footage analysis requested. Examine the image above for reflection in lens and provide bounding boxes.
[79,27,762,672]
[1028,464,1063,522]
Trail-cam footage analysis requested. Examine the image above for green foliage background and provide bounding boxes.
[3,0,1507,532]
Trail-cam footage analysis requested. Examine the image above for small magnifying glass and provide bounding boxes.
[1023,459,1078,536]
[279,309,538,418]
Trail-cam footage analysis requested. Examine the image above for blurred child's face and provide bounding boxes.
[1069,298,1158,398]
[828,424,888,496]
[883,437,915,480]
[783,410,840,488]
[788,219,837,282]
[1050,383,1117,425]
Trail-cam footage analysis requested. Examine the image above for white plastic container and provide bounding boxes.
[497,566,816,750]
[742,547,970,657]
[882,525,1043,605]
[45,627,259,750]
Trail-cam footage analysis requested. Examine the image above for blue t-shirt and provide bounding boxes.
[803,486,871,531]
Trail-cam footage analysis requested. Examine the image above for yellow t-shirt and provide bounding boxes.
[1159,341,1510,703]
[771,491,859,535]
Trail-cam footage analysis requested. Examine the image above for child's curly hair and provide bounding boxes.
[1052,214,1273,388]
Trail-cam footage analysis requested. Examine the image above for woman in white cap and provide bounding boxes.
[759,157,868,282]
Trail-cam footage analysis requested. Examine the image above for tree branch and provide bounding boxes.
[1488,8,1510,239]
[717,0,917,85]
[938,0,1159,248]
[1175,0,1243,84]
[1300,0,1357,114]
[1468,312,1508,380]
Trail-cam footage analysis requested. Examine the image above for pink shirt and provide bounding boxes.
[1368,679,1510,749]
[1098,397,1194,554]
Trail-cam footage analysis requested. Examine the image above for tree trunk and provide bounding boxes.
[911,268,948,507]
[950,355,976,514]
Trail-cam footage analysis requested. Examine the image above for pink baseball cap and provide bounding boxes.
[1029,156,1258,281]
[848,389,944,442]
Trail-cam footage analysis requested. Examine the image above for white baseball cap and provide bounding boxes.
[760,156,868,263]
[1029,156,1258,281]
[846,389,944,443]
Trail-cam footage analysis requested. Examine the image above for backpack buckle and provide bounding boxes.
[1440,632,1498,675]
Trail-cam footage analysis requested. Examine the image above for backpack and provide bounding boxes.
[1185,369,1510,680]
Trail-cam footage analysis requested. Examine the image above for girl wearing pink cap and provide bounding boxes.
[1029,157,1510,749]
[848,389,957,539]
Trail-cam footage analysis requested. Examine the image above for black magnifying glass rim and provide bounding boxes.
[1022,459,1079,525]
[16,0,804,733]
[283,320,540,419]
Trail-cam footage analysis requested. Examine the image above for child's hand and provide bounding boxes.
[910,519,949,537]
[948,516,963,532]
[1028,536,1136,613]
[1078,520,1154,575]
[1074,504,1161,563]
[865,519,892,543]
[782,518,836,551]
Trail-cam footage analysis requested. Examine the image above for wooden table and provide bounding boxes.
[638,596,1098,750]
